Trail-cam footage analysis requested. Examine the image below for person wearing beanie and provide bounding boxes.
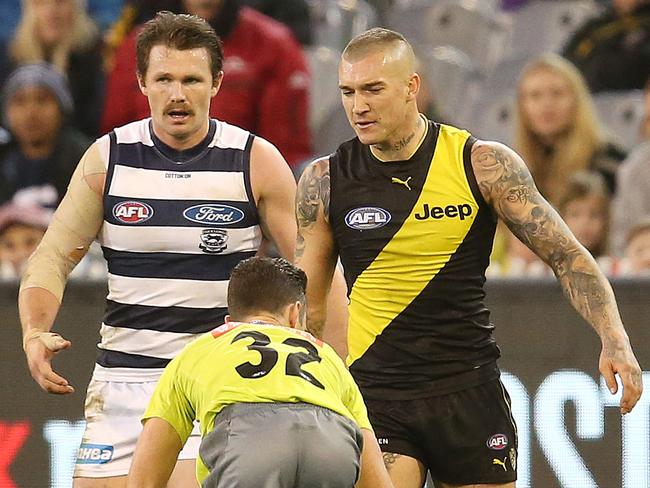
[0,63,91,208]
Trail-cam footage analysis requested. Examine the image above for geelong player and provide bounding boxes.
[19,12,297,487]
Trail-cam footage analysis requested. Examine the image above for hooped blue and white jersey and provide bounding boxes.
[95,118,261,379]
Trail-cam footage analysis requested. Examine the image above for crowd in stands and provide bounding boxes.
[1,0,649,280]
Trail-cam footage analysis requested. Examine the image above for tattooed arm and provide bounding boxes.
[472,140,642,414]
[295,157,340,339]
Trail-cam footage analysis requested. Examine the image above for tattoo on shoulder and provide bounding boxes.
[295,160,330,260]
[471,143,558,248]
[471,142,617,334]
[296,159,330,226]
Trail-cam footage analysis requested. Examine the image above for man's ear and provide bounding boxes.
[285,301,304,330]
[211,71,224,97]
[137,74,147,96]
[290,301,307,331]
[224,314,232,323]
[406,72,420,101]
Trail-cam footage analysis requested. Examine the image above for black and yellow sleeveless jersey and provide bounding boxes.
[330,120,500,399]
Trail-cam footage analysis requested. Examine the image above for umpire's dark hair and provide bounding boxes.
[136,11,224,81]
[227,257,307,320]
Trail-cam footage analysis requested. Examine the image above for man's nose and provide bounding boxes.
[352,93,369,114]
[170,81,186,102]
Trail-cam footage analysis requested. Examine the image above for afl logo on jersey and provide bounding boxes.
[345,207,391,230]
[183,204,245,225]
[112,201,153,224]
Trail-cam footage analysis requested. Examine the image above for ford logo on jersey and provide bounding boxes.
[76,444,114,464]
[345,207,391,230]
[183,204,245,225]
[112,201,153,224]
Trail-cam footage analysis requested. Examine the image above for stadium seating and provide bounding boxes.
[508,0,602,57]
[308,0,379,52]
[593,90,646,151]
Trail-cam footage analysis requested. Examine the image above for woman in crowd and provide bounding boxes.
[514,53,625,206]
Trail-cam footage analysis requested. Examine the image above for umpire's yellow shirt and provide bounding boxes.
[144,322,371,482]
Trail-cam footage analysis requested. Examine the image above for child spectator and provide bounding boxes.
[621,218,650,275]
[558,171,611,259]
[514,54,625,206]
[0,202,50,280]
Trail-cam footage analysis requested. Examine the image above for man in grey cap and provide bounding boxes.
[0,63,90,208]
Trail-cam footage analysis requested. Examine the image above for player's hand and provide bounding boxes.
[23,332,74,395]
[599,333,642,414]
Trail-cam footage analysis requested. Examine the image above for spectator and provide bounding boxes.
[515,53,625,206]
[563,0,650,92]
[0,63,91,208]
[0,0,105,137]
[558,171,611,259]
[102,0,312,167]
[0,202,51,280]
[621,218,650,275]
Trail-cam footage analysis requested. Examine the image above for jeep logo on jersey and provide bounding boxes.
[112,201,153,224]
[76,444,114,464]
[183,204,245,225]
[345,207,391,230]
[487,434,509,450]
[414,203,473,221]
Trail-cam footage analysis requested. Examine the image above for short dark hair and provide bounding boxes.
[136,11,224,80]
[227,257,307,320]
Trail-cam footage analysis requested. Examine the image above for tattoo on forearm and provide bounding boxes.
[295,160,330,261]
[472,144,620,336]
[382,452,401,472]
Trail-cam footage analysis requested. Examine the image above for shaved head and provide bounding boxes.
[342,28,416,74]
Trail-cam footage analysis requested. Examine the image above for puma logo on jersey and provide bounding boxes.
[493,458,507,471]
[391,176,412,190]
[414,203,473,220]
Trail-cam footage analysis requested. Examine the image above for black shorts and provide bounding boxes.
[365,378,517,485]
